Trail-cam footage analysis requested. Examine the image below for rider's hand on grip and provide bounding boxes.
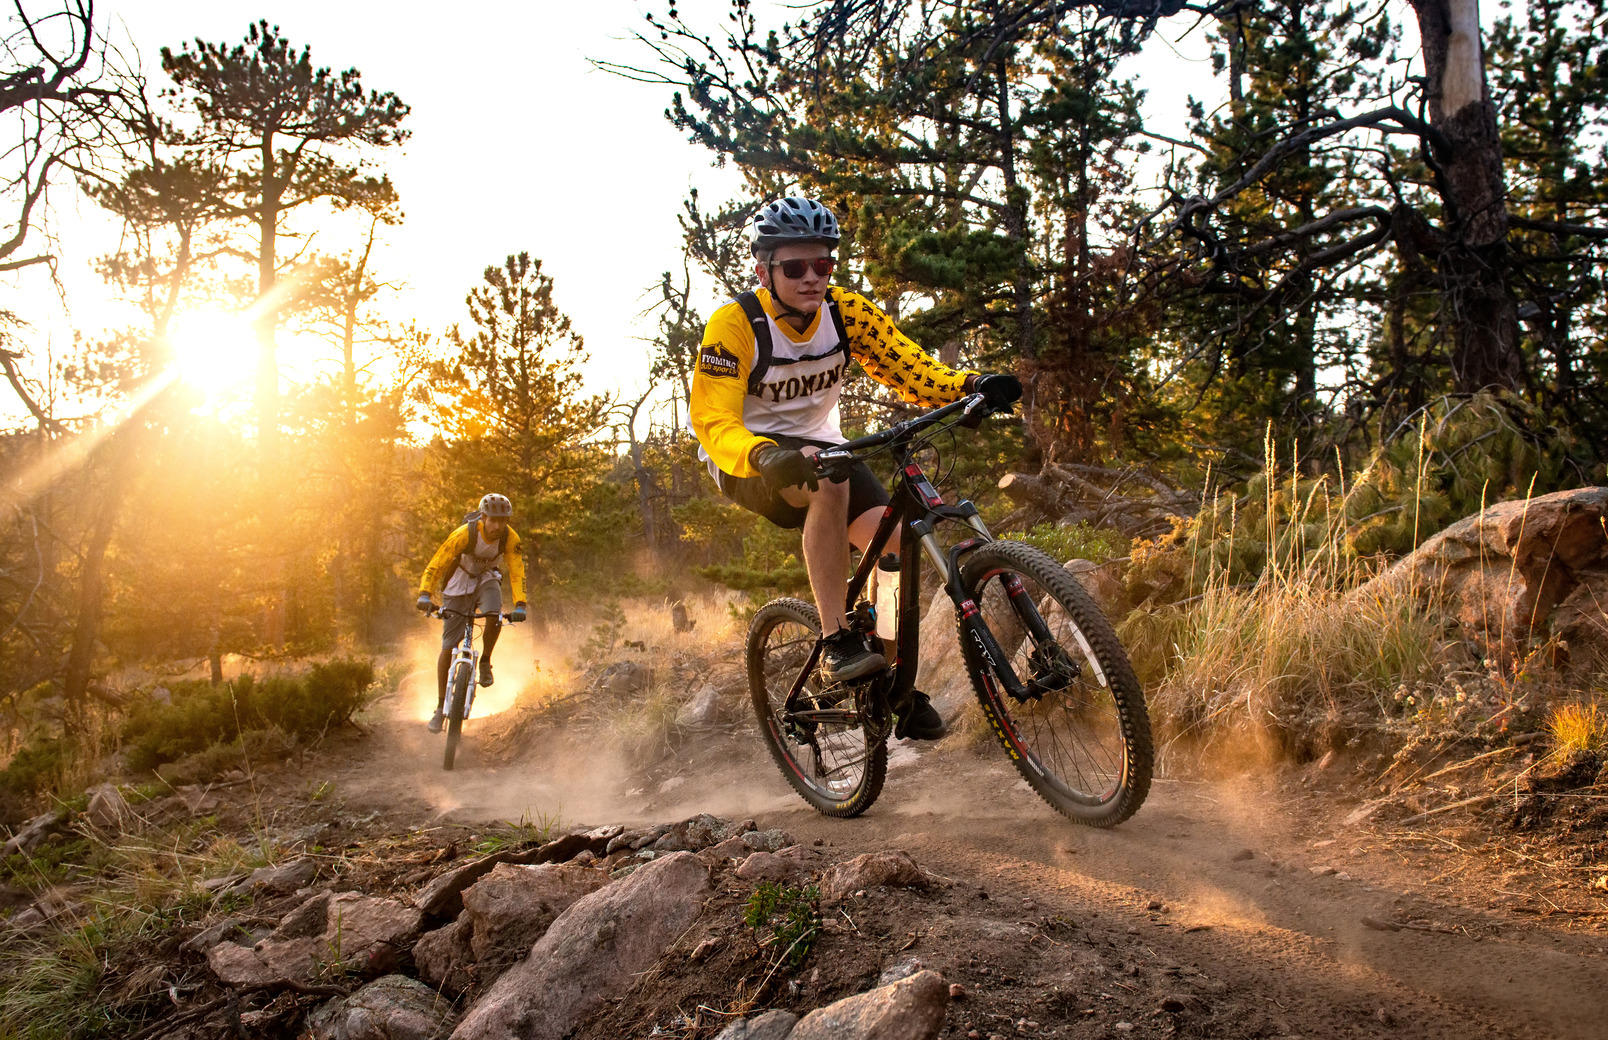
[507,605,527,623]
[975,373,1022,410]
[752,443,820,491]
[416,592,435,614]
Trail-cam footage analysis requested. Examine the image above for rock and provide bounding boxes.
[595,661,650,697]
[414,852,525,919]
[736,846,818,884]
[452,851,712,1040]
[676,685,723,728]
[413,912,476,996]
[2,809,68,858]
[180,917,250,955]
[877,957,926,985]
[83,784,130,831]
[715,1009,799,1040]
[605,827,658,855]
[740,828,795,853]
[234,857,318,896]
[461,862,609,981]
[1229,849,1254,862]
[1353,486,1608,667]
[651,814,744,853]
[819,851,928,904]
[915,590,972,723]
[307,974,453,1040]
[207,892,423,986]
[274,892,334,938]
[788,969,949,1040]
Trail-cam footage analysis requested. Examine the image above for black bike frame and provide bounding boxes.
[778,394,1040,721]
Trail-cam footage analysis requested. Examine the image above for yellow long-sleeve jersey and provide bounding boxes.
[418,522,528,603]
[689,286,976,479]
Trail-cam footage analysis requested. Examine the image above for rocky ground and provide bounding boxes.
[4,635,1608,1040]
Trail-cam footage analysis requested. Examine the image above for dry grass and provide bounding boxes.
[1548,701,1608,754]
[1122,433,1492,763]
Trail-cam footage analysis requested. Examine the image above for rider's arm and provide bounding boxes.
[838,290,978,406]
[418,525,471,596]
[689,301,773,479]
[505,529,527,606]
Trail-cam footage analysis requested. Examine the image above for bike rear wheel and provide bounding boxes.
[958,540,1152,826]
[747,598,886,817]
[443,662,471,771]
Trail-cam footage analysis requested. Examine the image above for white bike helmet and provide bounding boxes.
[478,493,513,518]
[751,197,841,257]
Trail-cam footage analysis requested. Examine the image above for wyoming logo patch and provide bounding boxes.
[698,345,741,379]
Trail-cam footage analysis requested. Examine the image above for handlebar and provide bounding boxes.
[812,392,994,478]
[430,608,522,622]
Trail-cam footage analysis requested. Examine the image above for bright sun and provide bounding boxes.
[168,312,258,399]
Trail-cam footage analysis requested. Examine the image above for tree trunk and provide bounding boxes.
[1408,0,1525,392]
[62,442,131,731]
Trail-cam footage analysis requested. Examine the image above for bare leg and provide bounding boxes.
[798,475,852,634]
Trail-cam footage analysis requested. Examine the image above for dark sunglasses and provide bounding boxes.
[772,257,836,279]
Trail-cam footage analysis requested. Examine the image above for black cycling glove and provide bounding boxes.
[751,443,820,492]
[415,592,434,613]
[974,373,1023,409]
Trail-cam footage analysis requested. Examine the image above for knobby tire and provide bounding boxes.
[443,662,470,771]
[957,540,1152,826]
[747,598,887,817]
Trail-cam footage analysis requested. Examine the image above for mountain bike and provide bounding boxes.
[746,392,1152,826]
[430,607,520,770]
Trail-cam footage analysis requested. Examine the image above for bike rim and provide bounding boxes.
[758,616,871,802]
[973,566,1130,806]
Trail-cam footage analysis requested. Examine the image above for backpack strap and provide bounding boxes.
[736,290,774,397]
[825,290,849,356]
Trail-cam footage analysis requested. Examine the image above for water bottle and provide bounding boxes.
[874,554,900,641]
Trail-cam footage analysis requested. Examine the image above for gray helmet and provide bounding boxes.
[478,493,513,518]
[751,197,840,256]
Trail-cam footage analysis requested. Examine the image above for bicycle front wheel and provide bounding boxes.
[443,662,471,771]
[747,598,886,817]
[958,540,1152,826]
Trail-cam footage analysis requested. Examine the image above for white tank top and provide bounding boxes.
[698,300,849,479]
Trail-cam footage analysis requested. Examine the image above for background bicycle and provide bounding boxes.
[431,607,519,770]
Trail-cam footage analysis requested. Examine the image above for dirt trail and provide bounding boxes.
[325,679,1608,1040]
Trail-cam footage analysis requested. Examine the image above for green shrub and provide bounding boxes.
[743,881,820,969]
[122,659,374,775]
[0,737,71,801]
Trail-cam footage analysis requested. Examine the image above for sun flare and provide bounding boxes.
[168,311,258,399]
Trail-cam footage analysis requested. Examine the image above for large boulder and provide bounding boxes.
[451,851,711,1040]
[1355,486,1608,667]
[306,974,453,1040]
[461,862,609,980]
[788,969,949,1040]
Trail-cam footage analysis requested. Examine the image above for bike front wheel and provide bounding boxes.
[747,598,886,817]
[958,540,1152,826]
[443,662,471,771]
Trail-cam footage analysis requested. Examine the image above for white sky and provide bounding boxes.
[3,0,1230,426]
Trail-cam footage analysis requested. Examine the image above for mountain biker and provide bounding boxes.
[415,493,529,733]
[688,196,1022,741]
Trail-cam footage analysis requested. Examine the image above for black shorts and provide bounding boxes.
[718,433,890,530]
